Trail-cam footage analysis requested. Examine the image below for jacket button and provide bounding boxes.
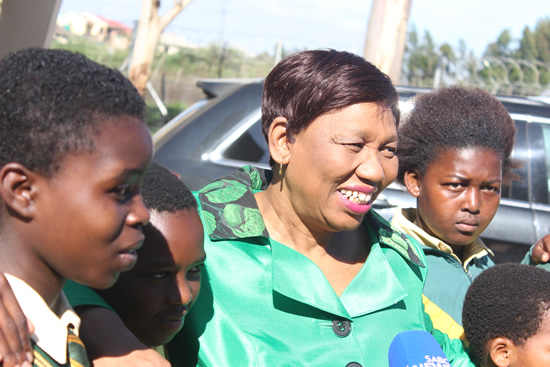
[346,363,362,367]
[332,319,351,337]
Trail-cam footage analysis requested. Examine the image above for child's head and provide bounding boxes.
[463,263,550,367]
[396,86,518,248]
[0,48,152,293]
[97,162,206,347]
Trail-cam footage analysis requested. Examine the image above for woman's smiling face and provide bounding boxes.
[283,102,398,233]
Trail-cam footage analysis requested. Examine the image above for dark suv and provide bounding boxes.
[153,80,550,263]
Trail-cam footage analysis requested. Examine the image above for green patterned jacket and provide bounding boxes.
[167,166,474,367]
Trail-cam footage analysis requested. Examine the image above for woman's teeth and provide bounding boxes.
[340,189,371,205]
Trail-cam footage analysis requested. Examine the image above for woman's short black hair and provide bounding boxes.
[0,47,145,176]
[262,49,399,166]
[463,263,550,366]
[396,86,519,185]
[141,161,197,213]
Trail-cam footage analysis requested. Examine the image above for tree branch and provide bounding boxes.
[159,0,192,31]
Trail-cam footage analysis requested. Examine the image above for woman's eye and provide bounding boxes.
[345,142,363,150]
[382,147,397,158]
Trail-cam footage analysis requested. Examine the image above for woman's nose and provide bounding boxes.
[356,150,385,184]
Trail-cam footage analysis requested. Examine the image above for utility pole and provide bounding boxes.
[364,0,411,84]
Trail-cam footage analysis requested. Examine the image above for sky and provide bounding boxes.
[58,0,549,58]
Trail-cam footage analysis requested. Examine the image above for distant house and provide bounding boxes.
[56,11,133,51]
[159,32,197,55]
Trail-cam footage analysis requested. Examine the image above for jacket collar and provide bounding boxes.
[392,208,493,269]
[199,166,424,268]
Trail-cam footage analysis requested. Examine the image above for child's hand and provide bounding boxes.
[531,234,550,264]
[0,273,34,367]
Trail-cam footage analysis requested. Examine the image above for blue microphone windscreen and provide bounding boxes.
[388,330,450,367]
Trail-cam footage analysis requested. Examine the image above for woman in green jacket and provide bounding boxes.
[164,50,473,366]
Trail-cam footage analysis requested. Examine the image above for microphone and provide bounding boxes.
[388,330,450,367]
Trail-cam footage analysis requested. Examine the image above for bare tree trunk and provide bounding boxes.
[364,0,411,84]
[129,0,192,95]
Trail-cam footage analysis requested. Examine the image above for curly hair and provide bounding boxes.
[262,49,399,166]
[0,47,145,176]
[462,263,550,366]
[141,161,197,213]
[396,86,519,185]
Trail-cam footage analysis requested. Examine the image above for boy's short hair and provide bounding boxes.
[261,49,399,165]
[141,161,197,213]
[0,47,145,176]
[396,86,519,185]
[463,263,550,365]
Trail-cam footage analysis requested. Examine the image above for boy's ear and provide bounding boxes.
[267,117,291,167]
[403,169,421,197]
[0,163,37,219]
[488,337,514,367]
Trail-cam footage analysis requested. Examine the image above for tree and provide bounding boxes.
[403,26,439,86]
[534,18,550,63]
[484,29,512,57]
[518,26,538,61]
[129,0,192,95]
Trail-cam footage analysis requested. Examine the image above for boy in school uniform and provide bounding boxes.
[0,48,152,366]
[462,263,550,367]
[64,161,206,363]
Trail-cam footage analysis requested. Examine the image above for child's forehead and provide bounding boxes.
[50,118,151,179]
[430,146,502,167]
[140,209,204,259]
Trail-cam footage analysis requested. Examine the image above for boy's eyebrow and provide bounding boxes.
[444,174,502,183]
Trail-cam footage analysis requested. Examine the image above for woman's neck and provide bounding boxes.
[254,186,371,296]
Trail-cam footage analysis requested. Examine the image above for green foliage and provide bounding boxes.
[518,27,538,60]
[403,17,550,96]
[51,36,129,69]
[404,25,439,87]
[535,18,550,63]
[153,43,274,79]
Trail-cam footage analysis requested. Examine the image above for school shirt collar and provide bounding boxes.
[5,274,81,365]
[198,165,424,269]
[392,208,493,269]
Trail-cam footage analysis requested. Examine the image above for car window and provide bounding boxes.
[502,119,529,202]
[527,120,550,205]
[223,119,270,165]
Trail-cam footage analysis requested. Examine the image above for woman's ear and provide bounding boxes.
[0,163,36,219]
[403,170,421,197]
[267,117,291,167]
[488,337,514,367]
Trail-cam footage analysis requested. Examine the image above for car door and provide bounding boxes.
[528,117,550,242]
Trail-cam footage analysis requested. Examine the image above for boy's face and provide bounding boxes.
[500,310,550,366]
[407,147,502,247]
[34,116,152,289]
[99,209,205,347]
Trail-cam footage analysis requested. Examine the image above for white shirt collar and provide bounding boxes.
[5,274,81,364]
